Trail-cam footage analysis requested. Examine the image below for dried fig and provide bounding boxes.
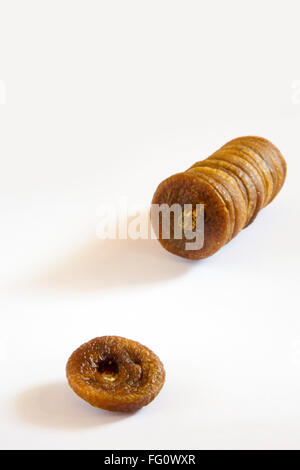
[66,336,165,412]
[152,172,231,259]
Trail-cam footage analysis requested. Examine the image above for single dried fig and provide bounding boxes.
[152,172,231,259]
[66,336,165,412]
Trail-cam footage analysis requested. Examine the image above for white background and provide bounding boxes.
[1,0,300,450]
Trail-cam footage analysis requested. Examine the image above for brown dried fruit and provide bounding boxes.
[188,165,247,238]
[223,139,276,206]
[151,172,231,259]
[193,158,257,226]
[151,136,286,259]
[220,143,271,206]
[236,136,286,200]
[186,167,235,241]
[199,159,249,209]
[228,137,278,205]
[210,149,265,225]
[66,336,165,412]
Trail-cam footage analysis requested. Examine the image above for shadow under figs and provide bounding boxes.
[14,382,131,430]
[34,236,192,292]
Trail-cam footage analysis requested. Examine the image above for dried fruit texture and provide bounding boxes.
[186,167,235,241]
[221,142,274,206]
[66,336,165,412]
[151,172,231,259]
[209,149,265,225]
[192,158,256,225]
[151,136,286,260]
[188,165,247,237]
[226,136,286,202]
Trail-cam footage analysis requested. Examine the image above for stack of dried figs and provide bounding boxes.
[152,136,286,260]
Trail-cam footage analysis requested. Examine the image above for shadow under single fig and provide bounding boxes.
[15,382,132,430]
[32,236,192,292]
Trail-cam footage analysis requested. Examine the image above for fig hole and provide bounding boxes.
[98,358,119,382]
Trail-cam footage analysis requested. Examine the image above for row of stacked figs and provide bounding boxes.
[152,136,287,259]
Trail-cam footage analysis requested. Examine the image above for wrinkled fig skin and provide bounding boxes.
[66,336,165,412]
[151,172,231,259]
[151,136,286,260]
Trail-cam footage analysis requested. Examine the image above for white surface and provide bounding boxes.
[1,0,300,450]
